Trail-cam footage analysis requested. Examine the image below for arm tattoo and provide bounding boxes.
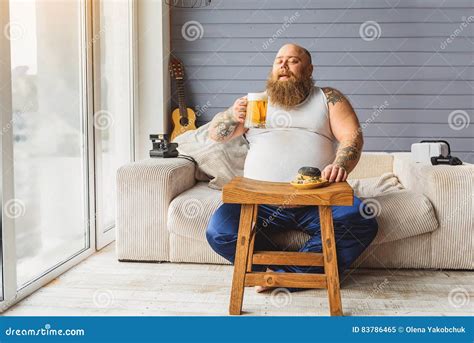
[322,87,345,106]
[210,108,239,142]
[334,139,362,171]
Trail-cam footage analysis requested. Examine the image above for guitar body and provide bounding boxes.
[169,56,198,142]
[170,107,197,141]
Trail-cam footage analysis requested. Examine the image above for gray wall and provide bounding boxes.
[170,0,474,162]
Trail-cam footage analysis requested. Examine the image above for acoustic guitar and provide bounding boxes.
[169,56,197,141]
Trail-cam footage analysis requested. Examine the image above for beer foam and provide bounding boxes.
[247,92,268,101]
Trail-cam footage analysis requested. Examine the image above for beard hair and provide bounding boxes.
[266,71,314,110]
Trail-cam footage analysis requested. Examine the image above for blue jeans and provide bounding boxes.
[206,196,378,291]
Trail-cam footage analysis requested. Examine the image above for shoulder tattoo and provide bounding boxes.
[322,87,346,106]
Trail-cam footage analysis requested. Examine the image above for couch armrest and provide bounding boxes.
[392,152,474,269]
[116,158,196,261]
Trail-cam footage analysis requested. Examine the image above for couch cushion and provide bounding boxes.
[366,190,439,245]
[168,182,223,243]
[168,182,311,249]
[168,175,439,249]
[347,172,404,198]
[347,152,393,180]
[348,172,439,244]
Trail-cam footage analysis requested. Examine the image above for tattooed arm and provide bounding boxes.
[321,87,363,182]
[208,96,249,143]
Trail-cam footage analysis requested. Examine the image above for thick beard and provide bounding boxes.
[266,72,314,110]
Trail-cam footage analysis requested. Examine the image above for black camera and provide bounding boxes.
[149,134,179,158]
[420,140,463,166]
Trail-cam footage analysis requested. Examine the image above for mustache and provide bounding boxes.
[276,71,295,78]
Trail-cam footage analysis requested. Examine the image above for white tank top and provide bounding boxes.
[243,86,337,182]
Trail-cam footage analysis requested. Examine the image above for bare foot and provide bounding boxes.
[255,268,275,293]
[255,285,273,293]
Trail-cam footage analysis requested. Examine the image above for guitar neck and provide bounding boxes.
[176,78,188,119]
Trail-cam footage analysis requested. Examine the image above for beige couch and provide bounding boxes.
[116,152,473,270]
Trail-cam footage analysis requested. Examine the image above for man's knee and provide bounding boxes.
[334,196,378,224]
[338,217,378,274]
[348,196,367,218]
[355,196,380,241]
[205,203,241,248]
[205,216,227,249]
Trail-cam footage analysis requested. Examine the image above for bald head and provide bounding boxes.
[266,44,315,109]
[276,44,312,65]
[271,44,313,82]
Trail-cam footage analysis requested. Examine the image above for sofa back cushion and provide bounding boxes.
[348,152,393,180]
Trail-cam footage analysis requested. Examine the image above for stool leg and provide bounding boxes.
[246,205,258,273]
[229,204,254,315]
[319,205,343,316]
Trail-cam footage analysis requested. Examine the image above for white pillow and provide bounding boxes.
[348,172,439,244]
[347,172,405,198]
[174,121,249,190]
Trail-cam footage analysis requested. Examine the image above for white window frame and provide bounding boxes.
[136,0,171,160]
[0,0,143,312]
[0,0,95,312]
[92,0,138,249]
[0,0,97,312]
[0,0,17,308]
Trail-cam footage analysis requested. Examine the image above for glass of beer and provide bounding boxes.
[244,92,267,128]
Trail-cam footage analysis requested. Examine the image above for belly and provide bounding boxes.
[243,128,337,182]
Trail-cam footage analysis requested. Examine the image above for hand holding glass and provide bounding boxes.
[244,93,268,128]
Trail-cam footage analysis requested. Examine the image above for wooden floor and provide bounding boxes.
[4,243,473,316]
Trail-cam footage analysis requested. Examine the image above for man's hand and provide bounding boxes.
[232,96,247,123]
[322,163,348,183]
[208,96,249,143]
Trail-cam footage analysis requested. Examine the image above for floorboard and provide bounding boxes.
[4,243,473,316]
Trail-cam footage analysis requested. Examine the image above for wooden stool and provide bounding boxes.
[222,176,354,316]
